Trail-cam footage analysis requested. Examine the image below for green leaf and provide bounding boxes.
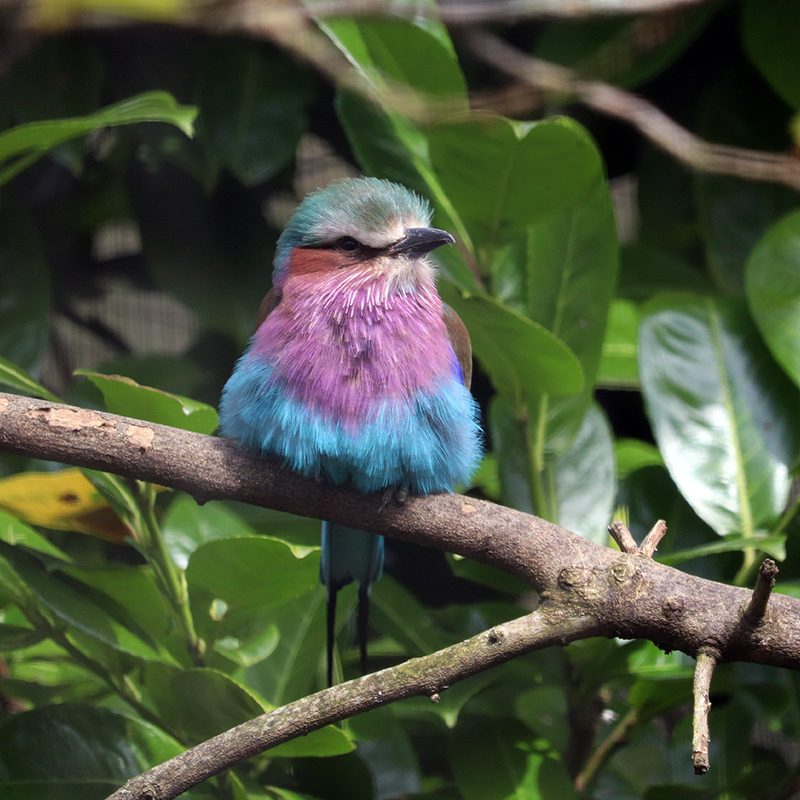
[639,296,800,538]
[0,622,46,651]
[319,15,465,102]
[450,715,577,800]
[76,370,218,434]
[742,0,800,110]
[349,708,421,797]
[615,439,663,480]
[370,577,449,655]
[0,704,185,800]
[144,663,353,756]
[62,565,182,662]
[196,43,314,186]
[620,466,738,581]
[0,508,70,560]
[523,178,618,453]
[597,299,640,388]
[0,356,58,400]
[186,536,320,643]
[162,495,255,569]
[745,209,800,389]
[0,91,196,185]
[659,532,786,566]
[427,116,601,252]
[441,285,584,401]
[0,542,163,660]
[548,404,616,543]
[244,589,329,705]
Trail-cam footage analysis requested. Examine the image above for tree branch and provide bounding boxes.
[692,647,718,774]
[2,392,800,671]
[466,30,800,192]
[106,610,599,799]
[4,392,800,792]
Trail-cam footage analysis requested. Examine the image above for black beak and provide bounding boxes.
[390,227,455,257]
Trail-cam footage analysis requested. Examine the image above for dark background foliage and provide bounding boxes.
[1,2,799,798]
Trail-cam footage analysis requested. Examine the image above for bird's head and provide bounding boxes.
[273,177,454,292]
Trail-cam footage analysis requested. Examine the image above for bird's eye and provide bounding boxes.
[336,236,361,252]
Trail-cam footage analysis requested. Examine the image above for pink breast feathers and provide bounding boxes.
[252,268,453,428]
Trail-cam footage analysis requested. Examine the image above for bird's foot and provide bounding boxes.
[379,485,409,513]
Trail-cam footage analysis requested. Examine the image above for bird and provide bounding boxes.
[219,176,482,685]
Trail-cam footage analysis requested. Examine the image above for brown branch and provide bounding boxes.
[106,611,598,800]
[640,519,668,558]
[608,519,640,554]
[467,30,800,192]
[743,559,780,627]
[2,392,800,672]
[692,647,718,774]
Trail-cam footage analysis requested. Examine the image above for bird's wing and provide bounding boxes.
[442,303,473,390]
[255,287,281,331]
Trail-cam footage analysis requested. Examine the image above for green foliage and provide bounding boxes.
[0,5,799,800]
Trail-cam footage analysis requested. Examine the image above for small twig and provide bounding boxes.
[743,559,779,627]
[692,647,718,775]
[608,520,639,554]
[575,708,639,792]
[467,30,800,192]
[640,519,668,559]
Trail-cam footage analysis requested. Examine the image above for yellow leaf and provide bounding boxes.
[0,469,130,541]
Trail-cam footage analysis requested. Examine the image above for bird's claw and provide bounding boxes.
[379,486,408,513]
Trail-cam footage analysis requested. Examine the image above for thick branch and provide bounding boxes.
[106,610,598,800]
[467,30,800,192]
[2,392,800,674]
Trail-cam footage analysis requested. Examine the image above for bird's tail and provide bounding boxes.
[320,522,384,686]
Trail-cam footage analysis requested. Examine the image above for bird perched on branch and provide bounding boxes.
[219,177,482,685]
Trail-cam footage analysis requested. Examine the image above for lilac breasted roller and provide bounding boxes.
[219,177,482,684]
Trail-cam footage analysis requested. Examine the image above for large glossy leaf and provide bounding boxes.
[639,296,800,538]
[0,704,185,800]
[547,404,616,543]
[524,179,618,452]
[0,91,196,185]
[427,116,601,252]
[450,715,577,800]
[441,285,584,402]
[742,0,800,109]
[196,42,314,186]
[745,209,800,389]
[162,495,255,569]
[76,370,218,434]
[186,536,320,643]
[244,589,329,705]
